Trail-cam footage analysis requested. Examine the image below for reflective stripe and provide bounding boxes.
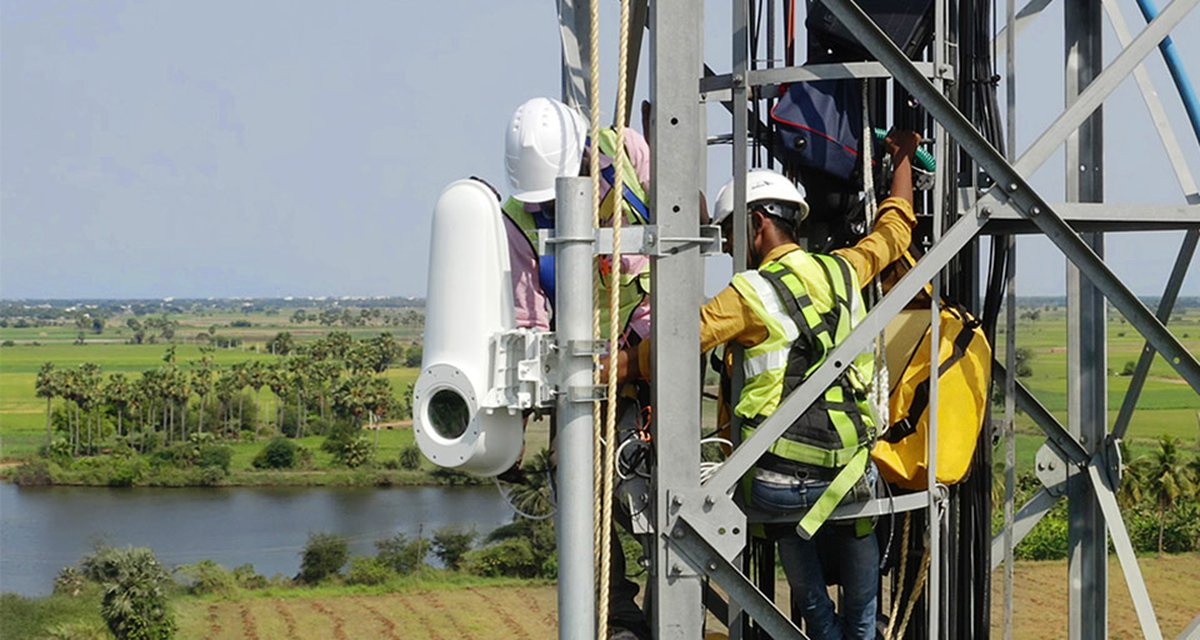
[739,271,800,342]
[744,348,789,378]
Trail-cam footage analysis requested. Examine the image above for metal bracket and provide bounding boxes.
[673,489,747,562]
[568,339,608,357]
[538,225,723,257]
[488,330,558,410]
[1035,442,1070,497]
[567,385,606,402]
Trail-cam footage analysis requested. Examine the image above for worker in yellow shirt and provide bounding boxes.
[616,130,920,639]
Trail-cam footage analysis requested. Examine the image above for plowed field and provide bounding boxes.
[175,555,1199,639]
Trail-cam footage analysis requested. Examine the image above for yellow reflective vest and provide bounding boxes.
[731,248,877,537]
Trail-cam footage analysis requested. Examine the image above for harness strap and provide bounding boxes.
[796,445,870,539]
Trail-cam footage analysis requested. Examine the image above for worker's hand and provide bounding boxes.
[598,348,637,384]
[885,130,922,160]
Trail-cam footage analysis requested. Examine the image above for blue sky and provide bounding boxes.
[1,0,1197,299]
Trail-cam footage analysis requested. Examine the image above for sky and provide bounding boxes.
[1,0,1197,300]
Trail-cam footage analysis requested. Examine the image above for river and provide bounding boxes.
[0,482,515,597]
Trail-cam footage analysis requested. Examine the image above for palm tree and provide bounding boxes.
[1143,436,1196,554]
[35,363,59,446]
[191,357,215,435]
[103,373,134,438]
[75,363,102,453]
[245,361,267,430]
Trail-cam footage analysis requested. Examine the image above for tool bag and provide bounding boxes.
[871,303,992,490]
[770,79,863,182]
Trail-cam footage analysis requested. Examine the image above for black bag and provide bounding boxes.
[770,79,863,182]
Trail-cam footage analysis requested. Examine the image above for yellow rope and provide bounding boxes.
[588,0,607,634]
[599,0,633,637]
[884,512,911,639]
[894,545,932,640]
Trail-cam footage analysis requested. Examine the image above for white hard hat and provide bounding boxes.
[505,97,588,203]
[712,169,810,226]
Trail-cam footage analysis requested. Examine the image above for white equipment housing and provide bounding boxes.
[413,179,524,477]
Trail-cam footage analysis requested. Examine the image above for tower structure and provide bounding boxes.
[547,0,1199,637]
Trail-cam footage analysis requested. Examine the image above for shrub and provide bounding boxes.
[13,460,55,486]
[253,437,299,469]
[45,621,110,639]
[346,557,394,586]
[177,560,237,596]
[1,340,14,347]
[330,436,374,468]
[232,564,268,590]
[96,547,175,640]
[299,533,349,583]
[1120,360,1136,376]
[431,525,476,571]
[462,538,540,578]
[375,533,426,575]
[399,445,422,470]
[197,444,233,472]
[54,566,87,597]
[1014,508,1068,560]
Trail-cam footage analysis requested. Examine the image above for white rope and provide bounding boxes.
[861,81,890,432]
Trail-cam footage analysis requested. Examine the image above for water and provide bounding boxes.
[0,482,515,596]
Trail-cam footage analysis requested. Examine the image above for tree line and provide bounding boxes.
[34,331,419,458]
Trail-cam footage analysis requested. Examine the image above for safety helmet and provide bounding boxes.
[505,97,588,203]
[711,169,810,226]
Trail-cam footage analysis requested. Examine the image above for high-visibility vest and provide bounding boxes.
[731,248,876,538]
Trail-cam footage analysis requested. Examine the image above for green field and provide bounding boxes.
[1,305,1197,480]
[994,305,1200,468]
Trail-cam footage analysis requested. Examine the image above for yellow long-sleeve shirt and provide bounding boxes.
[635,195,916,376]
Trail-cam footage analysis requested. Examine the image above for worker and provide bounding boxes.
[502,96,655,640]
[616,131,921,639]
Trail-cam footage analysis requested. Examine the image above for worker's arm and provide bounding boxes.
[832,131,921,285]
[618,284,766,381]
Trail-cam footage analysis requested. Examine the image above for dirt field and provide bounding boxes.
[176,555,1200,639]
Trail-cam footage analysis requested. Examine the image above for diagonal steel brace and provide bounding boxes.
[817,0,1200,393]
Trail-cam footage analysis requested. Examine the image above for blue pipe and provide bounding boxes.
[1134,0,1200,147]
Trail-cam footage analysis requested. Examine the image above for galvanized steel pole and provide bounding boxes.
[554,177,596,640]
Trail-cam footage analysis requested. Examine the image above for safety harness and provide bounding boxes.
[732,249,877,538]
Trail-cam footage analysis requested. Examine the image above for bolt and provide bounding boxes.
[980,207,992,218]
[672,527,685,539]
[1007,183,1018,192]
[732,73,745,87]
[1048,462,1056,471]
[1029,206,1041,217]
[671,496,683,508]
[703,495,715,508]
[707,561,718,572]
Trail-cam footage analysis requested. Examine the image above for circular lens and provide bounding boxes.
[427,389,470,440]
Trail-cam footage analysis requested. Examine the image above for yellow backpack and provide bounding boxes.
[871,303,992,490]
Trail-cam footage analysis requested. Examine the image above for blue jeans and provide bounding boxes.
[751,464,879,640]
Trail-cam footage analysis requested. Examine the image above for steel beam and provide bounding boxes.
[989,487,1061,570]
[557,0,590,112]
[815,0,1200,392]
[1085,455,1164,640]
[1064,1,1108,632]
[670,519,808,640]
[700,61,940,94]
[983,202,1199,223]
[1010,0,1199,179]
[994,0,1056,64]
[649,0,705,636]
[1100,0,1200,203]
[994,362,1089,465]
[1113,228,1200,440]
